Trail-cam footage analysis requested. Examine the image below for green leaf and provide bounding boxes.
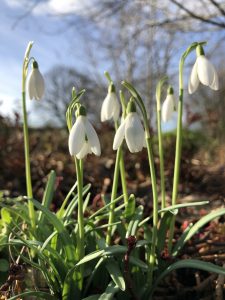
[84,258,105,295]
[32,199,76,264]
[76,250,105,266]
[126,205,143,237]
[150,259,225,298]
[42,170,56,209]
[5,236,64,287]
[129,256,148,270]
[38,170,56,224]
[82,296,101,300]
[63,184,91,222]
[106,258,126,291]
[139,201,209,227]
[124,194,136,218]
[157,211,174,253]
[76,245,128,268]
[0,203,30,223]
[90,194,124,220]
[99,281,120,300]
[83,192,91,213]
[0,259,9,272]
[57,182,77,218]
[173,208,225,256]
[8,290,57,300]
[136,240,149,248]
[104,245,127,256]
[1,207,12,224]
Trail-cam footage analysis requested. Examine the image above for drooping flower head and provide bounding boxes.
[68,105,101,159]
[188,45,219,94]
[101,83,120,122]
[113,99,146,153]
[27,60,45,100]
[162,86,176,122]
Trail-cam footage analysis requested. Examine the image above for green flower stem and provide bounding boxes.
[118,91,129,204]
[79,159,84,188]
[145,134,158,288]
[121,81,159,288]
[119,153,128,204]
[156,77,168,211]
[114,121,129,205]
[168,41,206,253]
[22,41,35,230]
[119,90,127,114]
[75,157,84,289]
[66,88,86,291]
[106,147,121,245]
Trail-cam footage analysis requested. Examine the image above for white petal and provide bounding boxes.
[85,119,101,156]
[100,96,108,122]
[102,93,113,121]
[162,94,175,122]
[68,116,86,156]
[105,93,115,119]
[125,113,145,153]
[210,65,219,90]
[197,56,215,87]
[76,142,92,159]
[113,120,126,150]
[111,93,120,121]
[101,92,120,122]
[27,71,35,100]
[33,69,45,99]
[188,60,199,94]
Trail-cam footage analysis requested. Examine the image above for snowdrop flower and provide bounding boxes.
[188,45,219,94]
[27,61,45,100]
[101,83,120,122]
[113,100,146,153]
[68,106,101,159]
[162,86,176,122]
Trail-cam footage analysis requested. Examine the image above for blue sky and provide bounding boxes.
[0,0,93,122]
[0,0,223,130]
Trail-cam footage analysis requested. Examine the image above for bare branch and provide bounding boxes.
[170,0,225,28]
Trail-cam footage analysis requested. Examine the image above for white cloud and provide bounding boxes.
[34,0,85,15]
[5,0,91,15]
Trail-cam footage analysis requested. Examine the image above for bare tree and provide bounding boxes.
[12,0,225,131]
[34,65,105,127]
[169,0,225,30]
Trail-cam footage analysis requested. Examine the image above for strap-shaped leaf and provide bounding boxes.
[82,296,101,300]
[32,199,76,264]
[8,291,57,300]
[106,258,126,291]
[157,211,174,253]
[129,256,148,270]
[38,170,56,225]
[139,200,209,227]
[173,208,225,256]
[124,194,136,218]
[149,259,225,298]
[76,250,105,266]
[99,281,120,300]
[126,205,144,237]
